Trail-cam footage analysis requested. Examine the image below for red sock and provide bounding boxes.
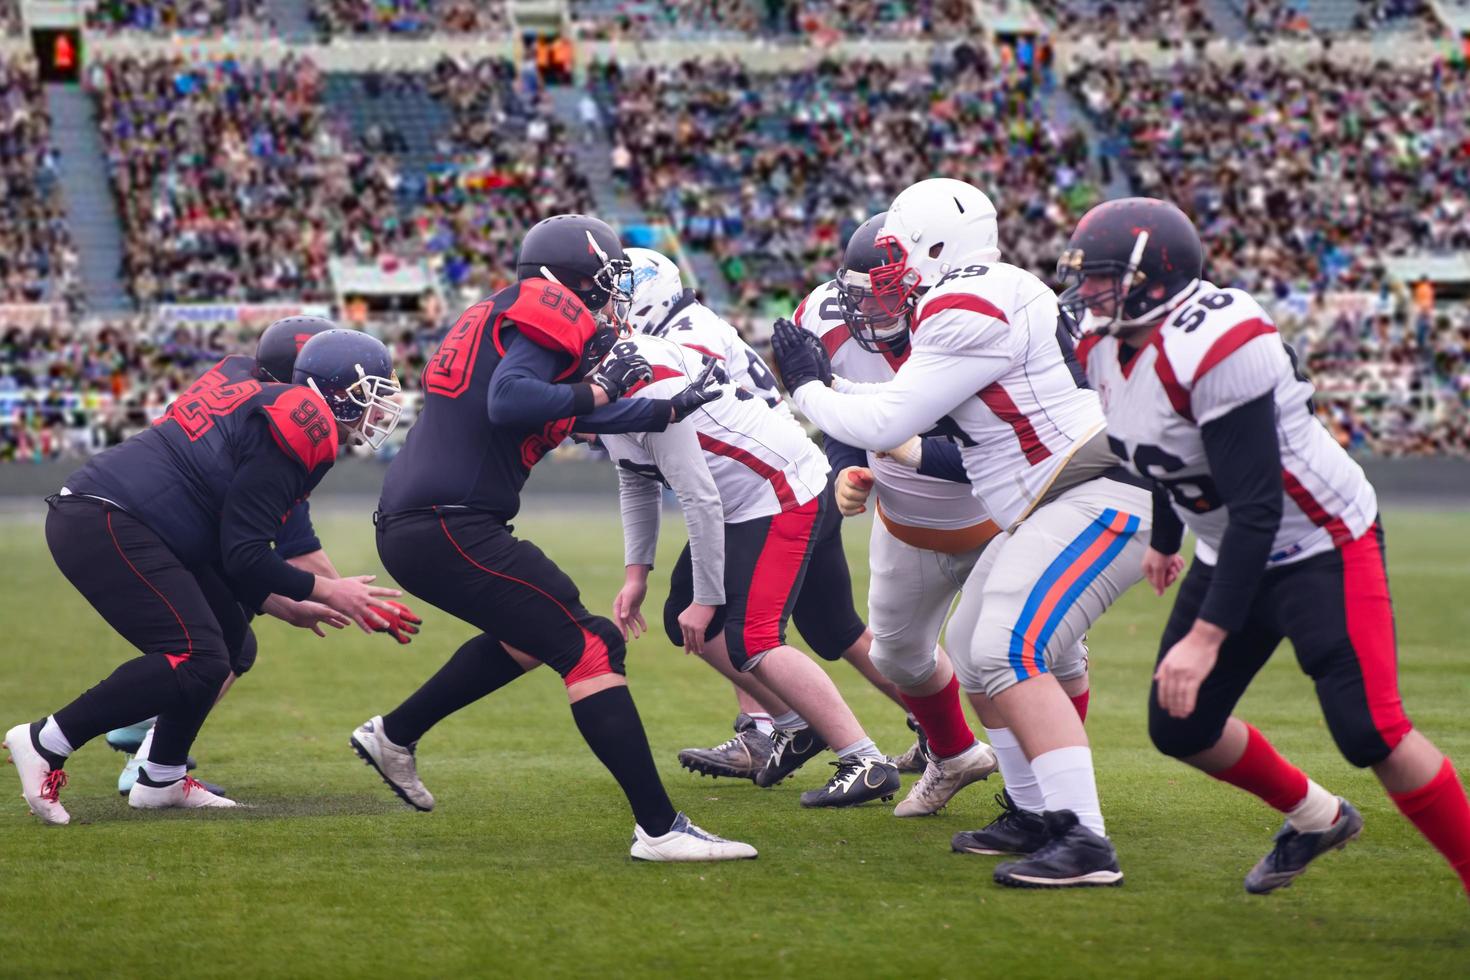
[1069,690,1090,723]
[1209,724,1309,812]
[1390,758,1470,894]
[900,673,974,759]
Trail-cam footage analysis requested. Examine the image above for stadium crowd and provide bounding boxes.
[594,47,1090,326]
[570,0,976,39]
[84,0,270,34]
[311,0,508,38]
[1067,55,1470,298]
[0,57,79,308]
[1029,0,1213,44]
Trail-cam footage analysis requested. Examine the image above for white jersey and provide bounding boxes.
[791,262,1105,529]
[601,335,830,524]
[1080,280,1378,566]
[644,295,788,415]
[793,280,991,532]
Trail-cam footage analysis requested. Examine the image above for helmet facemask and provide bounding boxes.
[539,230,633,333]
[1057,230,1195,338]
[836,266,909,355]
[866,234,924,322]
[309,365,403,451]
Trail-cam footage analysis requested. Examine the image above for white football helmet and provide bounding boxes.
[625,247,686,336]
[870,178,1000,315]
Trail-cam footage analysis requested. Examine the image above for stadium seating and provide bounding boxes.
[84,0,273,35]
[569,0,977,39]
[311,0,509,37]
[0,56,80,307]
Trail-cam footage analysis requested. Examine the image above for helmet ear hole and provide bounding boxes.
[928,242,945,259]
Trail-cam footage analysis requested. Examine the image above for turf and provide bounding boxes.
[1,500,1467,979]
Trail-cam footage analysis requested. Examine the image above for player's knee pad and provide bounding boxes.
[1147,702,1225,760]
[173,650,232,705]
[662,596,726,648]
[563,616,627,687]
[1322,707,1399,769]
[869,639,939,690]
[229,627,258,676]
[953,615,1032,698]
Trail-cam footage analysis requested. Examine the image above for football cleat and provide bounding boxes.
[894,740,998,817]
[754,726,826,788]
[952,791,1051,856]
[678,716,774,782]
[1244,798,1364,895]
[993,810,1123,888]
[630,812,758,862]
[5,723,70,826]
[891,740,927,774]
[800,756,901,808]
[350,716,434,812]
[105,720,155,754]
[128,774,237,810]
[117,755,141,796]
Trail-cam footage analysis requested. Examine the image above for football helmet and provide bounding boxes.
[292,329,402,450]
[516,214,633,330]
[1056,197,1203,336]
[255,315,335,383]
[625,247,686,336]
[836,212,910,355]
[869,178,1000,317]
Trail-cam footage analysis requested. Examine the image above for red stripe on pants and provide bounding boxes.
[741,497,820,657]
[1340,526,1410,751]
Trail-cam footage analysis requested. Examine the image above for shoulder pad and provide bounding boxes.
[1074,333,1104,379]
[620,335,690,397]
[793,281,852,357]
[1159,287,1278,385]
[491,279,597,380]
[261,385,338,471]
[215,354,262,383]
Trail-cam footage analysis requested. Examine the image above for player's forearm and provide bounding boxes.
[575,396,673,434]
[287,548,338,579]
[917,438,968,484]
[1150,484,1185,556]
[486,335,589,426]
[821,432,867,474]
[618,472,663,568]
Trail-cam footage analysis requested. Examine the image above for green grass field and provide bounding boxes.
[2,501,1467,979]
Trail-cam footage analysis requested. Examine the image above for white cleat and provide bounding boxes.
[894,740,999,817]
[350,716,434,812]
[5,723,70,826]
[128,774,238,810]
[630,812,758,862]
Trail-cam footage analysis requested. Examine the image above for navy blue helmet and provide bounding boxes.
[255,315,336,383]
[516,214,633,328]
[292,329,403,450]
[836,212,910,355]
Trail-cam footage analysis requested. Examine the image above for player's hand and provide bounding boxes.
[373,599,422,645]
[262,595,350,637]
[770,317,832,392]
[1154,622,1224,719]
[669,360,724,422]
[314,574,403,635]
[613,576,649,640]
[876,436,922,469]
[835,466,875,516]
[1142,547,1185,597]
[591,353,654,402]
[678,602,717,656]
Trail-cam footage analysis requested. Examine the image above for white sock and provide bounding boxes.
[771,710,807,732]
[142,762,187,784]
[834,737,881,761]
[746,712,775,737]
[1286,779,1341,833]
[38,716,74,758]
[1031,745,1105,837]
[135,724,156,765]
[985,726,1044,813]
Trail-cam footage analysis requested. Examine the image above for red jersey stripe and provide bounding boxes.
[1194,318,1277,382]
[1282,469,1355,547]
[1149,338,1194,421]
[696,431,800,511]
[977,382,1051,465]
[914,293,1009,333]
[820,325,848,359]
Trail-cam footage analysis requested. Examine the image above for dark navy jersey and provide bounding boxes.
[379,280,675,520]
[66,356,337,607]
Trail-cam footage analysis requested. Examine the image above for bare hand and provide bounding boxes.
[678,602,717,655]
[315,574,403,634]
[835,466,875,516]
[613,579,649,640]
[1142,547,1185,597]
[1154,623,1223,719]
[263,595,350,637]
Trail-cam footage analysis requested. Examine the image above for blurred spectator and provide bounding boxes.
[569,0,975,40]
[85,1,272,35]
[1030,0,1212,45]
[311,0,508,37]
[2,0,22,35]
[0,56,81,306]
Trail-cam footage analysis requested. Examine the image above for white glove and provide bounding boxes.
[835,466,875,517]
[876,436,922,469]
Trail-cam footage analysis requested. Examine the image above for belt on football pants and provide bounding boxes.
[877,500,1000,556]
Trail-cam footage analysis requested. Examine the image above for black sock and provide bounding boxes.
[28,721,66,771]
[382,635,528,746]
[569,684,677,837]
[51,656,181,752]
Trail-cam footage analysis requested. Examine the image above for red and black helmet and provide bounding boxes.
[836,212,910,355]
[1057,197,1203,335]
[516,214,633,329]
[255,315,335,383]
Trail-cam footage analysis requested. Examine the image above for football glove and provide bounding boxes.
[591,353,654,401]
[374,600,422,645]
[770,317,832,392]
[835,466,875,517]
[669,360,725,422]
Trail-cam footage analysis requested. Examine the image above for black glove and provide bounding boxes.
[591,353,654,401]
[669,360,725,422]
[770,317,832,392]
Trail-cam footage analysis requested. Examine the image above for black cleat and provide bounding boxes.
[890,714,930,774]
[993,810,1124,888]
[678,716,774,782]
[754,727,826,788]
[1244,798,1363,894]
[800,756,901,808]
[952,791,1051,856]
